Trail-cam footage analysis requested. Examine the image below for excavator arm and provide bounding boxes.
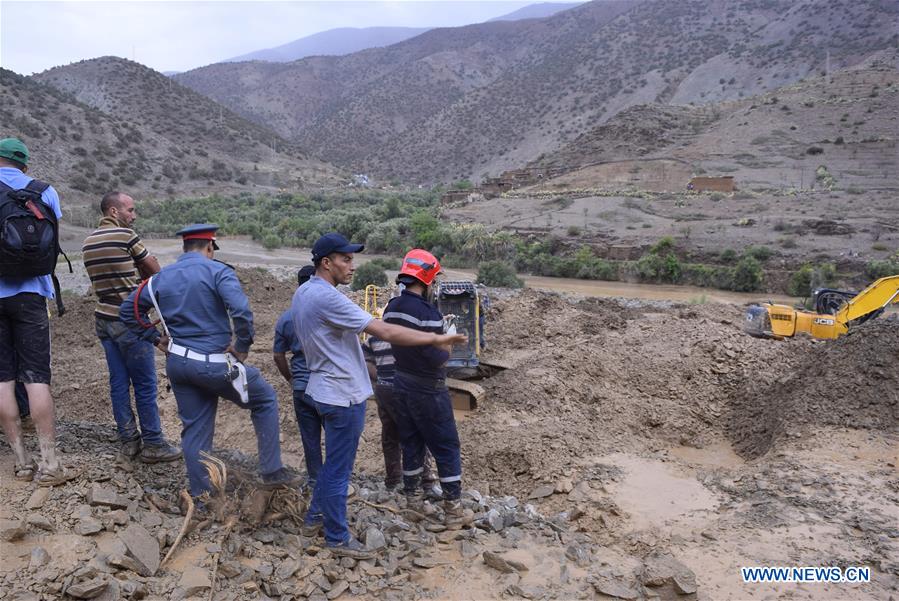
[745,274,899,340]
[834,275,899,324]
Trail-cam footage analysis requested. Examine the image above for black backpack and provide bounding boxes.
[0,179,71,315]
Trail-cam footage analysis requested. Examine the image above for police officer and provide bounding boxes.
[120,224,298,499]
[384,249,473,528]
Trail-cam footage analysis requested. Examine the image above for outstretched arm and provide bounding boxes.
[365,319,467,348]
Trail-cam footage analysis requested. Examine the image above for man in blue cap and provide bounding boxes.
[273,265,319,489]
[0,137,67,485]
[292,232,467,559]
[121,224,298,501]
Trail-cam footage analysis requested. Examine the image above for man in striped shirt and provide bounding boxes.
[82,192,180,463]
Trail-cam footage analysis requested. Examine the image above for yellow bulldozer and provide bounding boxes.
[363,282,504,411]
[744,275,899,340]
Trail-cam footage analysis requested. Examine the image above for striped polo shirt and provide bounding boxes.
[82,216,149,320]
[363,335,396,385]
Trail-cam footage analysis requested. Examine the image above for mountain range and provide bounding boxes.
[173,0,898,184]
[223,3,581,64]
[7,0,897,196]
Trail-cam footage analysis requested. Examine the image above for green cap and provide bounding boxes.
[0,138,29,166]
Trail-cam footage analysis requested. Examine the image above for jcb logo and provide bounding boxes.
[814,318,834,325]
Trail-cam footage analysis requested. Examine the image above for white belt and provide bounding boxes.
[168,342,229,363]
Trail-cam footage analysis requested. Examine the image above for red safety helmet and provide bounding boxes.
[399,249,442,286]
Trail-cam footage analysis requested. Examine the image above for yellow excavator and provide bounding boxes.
[744,275,899,340]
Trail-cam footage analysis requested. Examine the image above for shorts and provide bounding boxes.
[0,292,51,384]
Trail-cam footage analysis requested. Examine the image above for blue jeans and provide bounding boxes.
[166,353,283,497]
[304,396,366,545]
[392,373,462,500]
[292,389,322,486]
[95,318,163,445]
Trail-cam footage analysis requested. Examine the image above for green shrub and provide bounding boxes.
[788,263,837,297]
[744,245,774,262]
[731,256,763,292]
[865,259,899,281]
[261,234,282,250]
[634,237,681,283]
[567,225,582,236]
[477,260,524,288]
[634,251,682,283]
[720,248,737,262]
[351,261,389,291]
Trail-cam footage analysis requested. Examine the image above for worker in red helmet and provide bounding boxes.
[383,249,474,528]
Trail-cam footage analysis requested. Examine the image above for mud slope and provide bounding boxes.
[729,318,899,458]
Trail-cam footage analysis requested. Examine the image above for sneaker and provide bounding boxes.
[327,537,375,560]
[260,466,302,490]
[442,499,474,529]
[140,441,182,463]
[120,438,142,459]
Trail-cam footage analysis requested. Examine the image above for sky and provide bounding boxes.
[0,0,535,75]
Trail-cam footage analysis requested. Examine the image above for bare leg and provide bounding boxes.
[0,380,30,466]
[23,383,58,473]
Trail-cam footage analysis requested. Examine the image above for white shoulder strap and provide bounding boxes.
[146,276,170,338]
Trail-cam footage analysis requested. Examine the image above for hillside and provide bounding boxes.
[223,3,580,64]
[224,27,430,63]
[16,57,340,205]
[531,56,899,192]
[173,0,897,184]
[487,2,582,21]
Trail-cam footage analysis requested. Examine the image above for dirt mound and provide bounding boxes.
[728,317,899,458]
[459,291,803,497]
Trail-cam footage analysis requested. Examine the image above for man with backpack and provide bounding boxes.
[82,191,181,463]
[0,137,68,485]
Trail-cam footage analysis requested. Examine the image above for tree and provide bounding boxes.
[351,261,388,291]
[477,261,524,288]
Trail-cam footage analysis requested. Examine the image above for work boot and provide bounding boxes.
[422,483,443,502]
[327,537,375,560]
[301,520,323,538]
[120,438,142,460]
[139,441,182,464]
[442,499,474,529]
[404,491,425,512]
[260,466,303,490]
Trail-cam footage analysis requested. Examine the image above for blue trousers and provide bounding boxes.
[292,389,322,486]
[392,374,462,500]
[166,354,282,497]
[96,318,163,445]
[304,396,366,546]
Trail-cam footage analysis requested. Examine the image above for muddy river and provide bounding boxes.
[62,230,797,305]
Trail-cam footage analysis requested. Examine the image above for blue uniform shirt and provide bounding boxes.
[120,252,254,354]
[0,167,62,299]
[274,308,310,391]
[384,289,449,380]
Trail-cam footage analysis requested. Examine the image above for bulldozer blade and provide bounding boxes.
[447,378,485,411]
